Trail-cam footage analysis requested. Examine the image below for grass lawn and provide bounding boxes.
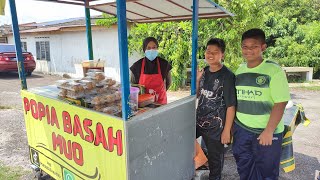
[292,86,320,91]
[0,106,12,110]
[0,163,26,180]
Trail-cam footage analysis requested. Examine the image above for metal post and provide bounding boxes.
[84,0,93,60]
[9,0,27,90]
[191,0,199,95]
[116,0,131,120]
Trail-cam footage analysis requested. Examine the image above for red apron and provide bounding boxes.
[139,58,167,104]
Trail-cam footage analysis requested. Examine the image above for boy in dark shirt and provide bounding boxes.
[196,38,237,180]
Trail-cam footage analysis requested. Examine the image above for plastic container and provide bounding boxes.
[102,106,121,116]
[66,90,85,99]
[131,84,146,95]
[90,96,106,105]
[138,94,155,107]
[96,78,116,87]
[119,87,139,111]
[85,72,105,81]
[57,82,85,92]
[58,89,68,98]
[88,69,103,73]
[79,80,95,90]
[84,88,97,96]
[129,87,139,111]
[55,80,70,87]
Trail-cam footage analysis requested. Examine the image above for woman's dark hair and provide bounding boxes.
[142,37,159,52]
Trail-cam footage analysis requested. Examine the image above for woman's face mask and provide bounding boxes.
[145,49,158,61]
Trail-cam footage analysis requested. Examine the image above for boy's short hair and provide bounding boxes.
[241,28,266,44]
[206,38,226,53]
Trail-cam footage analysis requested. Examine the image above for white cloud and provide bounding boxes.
[0,0,102,25]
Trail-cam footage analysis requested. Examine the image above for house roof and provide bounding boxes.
[0,16,104,35]
[28,18,84,27]
[17,24,110,34]
[18,27,61,33]
[32,16,102,27]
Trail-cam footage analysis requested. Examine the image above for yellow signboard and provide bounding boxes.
[21,90,127,180]
[0,0,5,15]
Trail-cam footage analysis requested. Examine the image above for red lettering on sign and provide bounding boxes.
[108,128,123,156]
[23,97,30,114]
[38,102,45,121]
[73,115,84,139]
[46,105,51,125]
[30,99,38,119]
[52,132,63,154]
[62,111,72,134]
[72,142,84,166]
[62,137,72,160]
[50,107,59,129]
[94,123,108,150]
[83,119,94,143]
[52,132,84,166]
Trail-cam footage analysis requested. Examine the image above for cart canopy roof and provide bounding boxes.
[34,0,234,23]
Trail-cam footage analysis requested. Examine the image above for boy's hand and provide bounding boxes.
[197,68,204,82]
[257,130,273,146]
[221,129,231,144]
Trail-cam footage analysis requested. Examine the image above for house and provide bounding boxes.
[0,22,37,43]
[0,24,9,43]
[2,17,139,81]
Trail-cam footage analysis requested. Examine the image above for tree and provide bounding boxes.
[263,0,320,78]
[128,0,264,90]
[97,0,320,87]
[95,14,117,28]
[266,21,320,78]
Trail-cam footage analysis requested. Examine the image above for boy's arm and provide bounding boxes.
[196,69,204,97]
[258,102,287,146]
[221,73,237,144]
[221,106,236,144]
[259,69,290,146]
[196,80,200,97]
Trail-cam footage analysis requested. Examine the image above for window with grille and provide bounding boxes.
[36,41,50,61]
[0,37,7,43]
[21,42,27,52]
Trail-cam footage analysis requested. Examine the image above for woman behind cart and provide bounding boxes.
[130,37,172,105]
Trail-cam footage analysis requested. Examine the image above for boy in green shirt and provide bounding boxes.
[232,28,290,180]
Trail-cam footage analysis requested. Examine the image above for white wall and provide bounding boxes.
[8,26,141,81]
[8,35,51,72]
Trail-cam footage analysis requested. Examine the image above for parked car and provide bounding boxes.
[0,43,36,76]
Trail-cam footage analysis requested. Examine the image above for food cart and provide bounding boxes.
[8,0,234,179]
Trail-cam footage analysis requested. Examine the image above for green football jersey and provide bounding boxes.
[235,60,290,134]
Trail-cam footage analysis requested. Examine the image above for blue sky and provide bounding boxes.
[0,0,102,25]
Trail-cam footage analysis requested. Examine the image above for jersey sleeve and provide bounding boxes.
[223,72,237,107]
[270,70,291,103]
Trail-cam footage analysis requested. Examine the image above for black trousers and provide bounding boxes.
[196,126,224,180]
